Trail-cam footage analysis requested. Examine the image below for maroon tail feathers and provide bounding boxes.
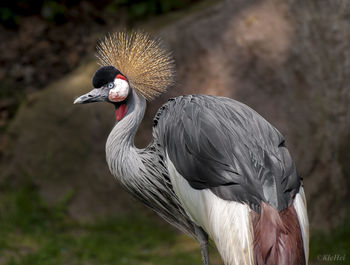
[251,202,305,265]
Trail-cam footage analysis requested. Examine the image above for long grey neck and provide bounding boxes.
[105,90,147,184]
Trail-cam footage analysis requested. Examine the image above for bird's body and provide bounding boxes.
[74,31,309,265]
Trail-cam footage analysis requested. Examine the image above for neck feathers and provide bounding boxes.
[105,90,146,184]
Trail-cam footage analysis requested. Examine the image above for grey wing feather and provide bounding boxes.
[153,95,300,212]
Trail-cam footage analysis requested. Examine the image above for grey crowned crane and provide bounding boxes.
[74,32,309,265]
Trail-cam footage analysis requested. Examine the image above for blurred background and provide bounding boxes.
[0,0,349,264]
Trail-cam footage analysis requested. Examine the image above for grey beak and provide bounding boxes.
[73,88,103,104]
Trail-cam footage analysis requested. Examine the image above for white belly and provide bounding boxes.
[167,156,255,265]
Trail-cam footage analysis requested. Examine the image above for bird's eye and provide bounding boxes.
[107,82,114,89]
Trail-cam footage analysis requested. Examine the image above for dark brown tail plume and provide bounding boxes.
[251,202,305,265]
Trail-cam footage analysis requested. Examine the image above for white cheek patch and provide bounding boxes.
[108,79,129,102]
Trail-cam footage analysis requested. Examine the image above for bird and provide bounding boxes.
[74,31,309,265]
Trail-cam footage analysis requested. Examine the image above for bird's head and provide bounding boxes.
[74,31,175,122]
[74,65,131,121]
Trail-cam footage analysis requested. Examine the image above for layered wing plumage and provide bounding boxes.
[153,95,300,212]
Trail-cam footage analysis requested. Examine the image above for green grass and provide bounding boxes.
[309,221,350,265]
[1,182,350,265]
[0,183,206,265]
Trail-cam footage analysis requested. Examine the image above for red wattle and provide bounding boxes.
[115,104,128,121]
[116,74,127,81]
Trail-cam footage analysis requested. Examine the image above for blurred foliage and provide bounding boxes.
[0,0,73,27]
[40,1,67,23]
[106,0,195,21]
[0,7,18,27]
[0,182,206,265]
[0,0,199,28]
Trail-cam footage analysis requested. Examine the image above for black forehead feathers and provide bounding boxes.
[92,66,120,88]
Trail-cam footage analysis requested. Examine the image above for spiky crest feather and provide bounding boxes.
[96,31,175,100]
